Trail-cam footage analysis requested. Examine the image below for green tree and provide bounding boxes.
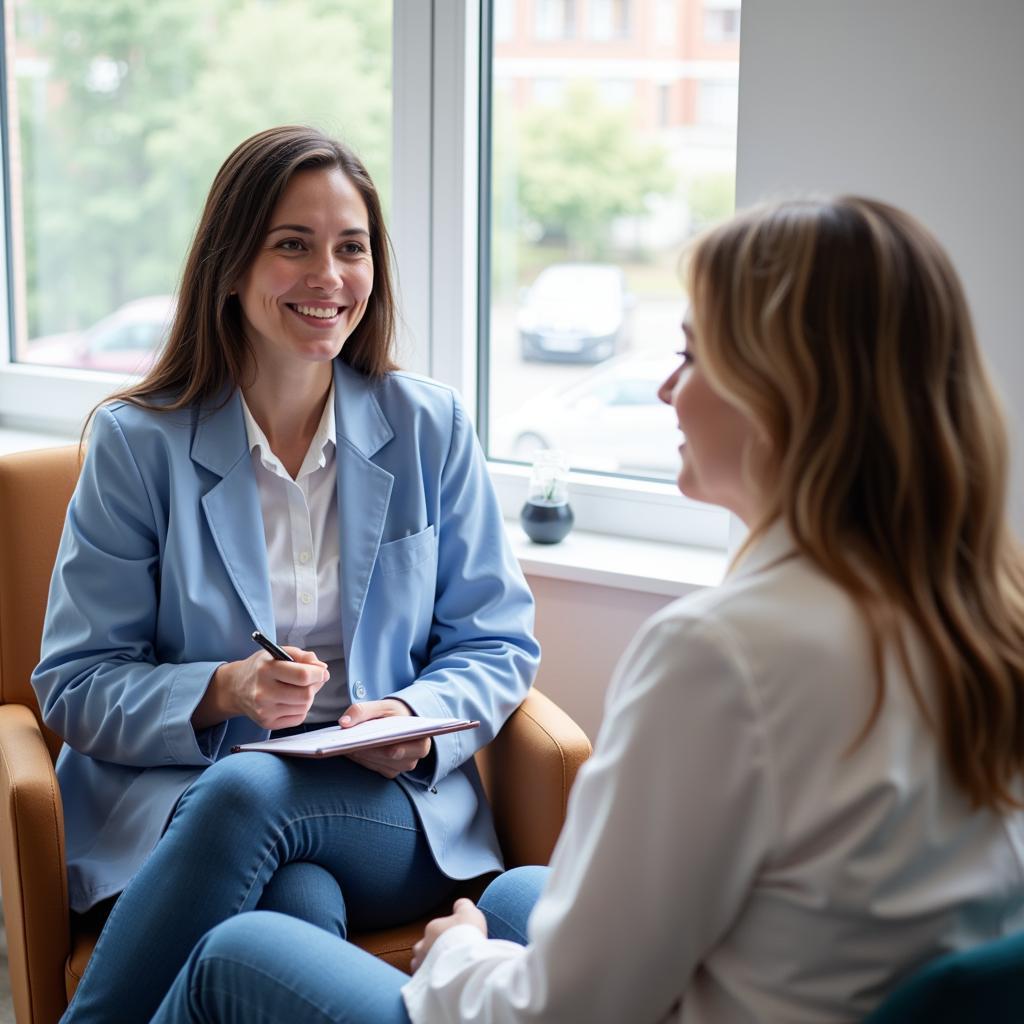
[17,0,217,334]
[515,82,676,258]
[687,172,736,231]
[16,0,390,339]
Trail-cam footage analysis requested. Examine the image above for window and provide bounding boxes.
[703,1,741,43]
[654,0,677,42]
[589,0,632,41]
[657,82,672,128]
[698,79,740,127]
[533,77,568,106]
[482,0,742,491]
[494,0,515,42]
[598,78,635,107]
[4,0,392,377]
[535,0,576,41]
[0,2,739,550]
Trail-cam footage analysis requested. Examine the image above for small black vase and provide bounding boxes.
[520,500,575,544]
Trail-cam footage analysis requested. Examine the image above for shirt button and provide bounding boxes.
[299,551,311,564]
[353,681,367,699]
[300,592,312,605]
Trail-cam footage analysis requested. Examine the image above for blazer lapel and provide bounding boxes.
[191,392,277,638]
[333,361,394,660]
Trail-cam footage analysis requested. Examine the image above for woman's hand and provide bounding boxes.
[411,898,488,973]
[339,698,431,779]
[193,648,328,731]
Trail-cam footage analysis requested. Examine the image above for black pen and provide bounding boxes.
[251,630,295,662]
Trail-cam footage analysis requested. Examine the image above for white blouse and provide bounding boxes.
[240,385,348,723]
[402,521,1024,1023]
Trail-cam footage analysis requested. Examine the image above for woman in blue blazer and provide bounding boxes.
[33,126,539,1024]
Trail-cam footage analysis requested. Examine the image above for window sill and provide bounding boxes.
[0,425,75,457]
[505,518,727,598]
[0,428,728,599]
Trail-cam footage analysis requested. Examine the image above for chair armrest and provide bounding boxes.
[0,703,70,1024]
[476,688,592,868]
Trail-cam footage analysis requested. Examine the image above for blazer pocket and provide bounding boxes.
[377,524,438,576]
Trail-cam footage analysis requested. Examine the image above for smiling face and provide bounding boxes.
[234,165,373,375]
[658,323,763,523]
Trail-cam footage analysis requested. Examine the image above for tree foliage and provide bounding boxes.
[512,82,675,255]
[16,0,390,336]
[14,3,675,339]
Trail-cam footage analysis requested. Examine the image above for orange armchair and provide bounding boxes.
[0,445,591,1024]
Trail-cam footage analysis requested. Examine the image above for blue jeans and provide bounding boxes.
[150,866,549,1024]
[62,752,459,1024]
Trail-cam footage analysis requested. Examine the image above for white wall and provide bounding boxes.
[735,0,1024,520]
[526,574,674,740]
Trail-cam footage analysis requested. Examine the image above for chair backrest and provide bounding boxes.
[0,446,82,761]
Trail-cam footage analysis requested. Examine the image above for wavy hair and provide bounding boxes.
[687,196,1024,810]
[99,125,397,418]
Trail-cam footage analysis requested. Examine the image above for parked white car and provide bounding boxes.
[491,353,680,478]
[517,263,633,363]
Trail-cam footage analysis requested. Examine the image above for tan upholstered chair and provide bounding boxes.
[0,445,592,1024]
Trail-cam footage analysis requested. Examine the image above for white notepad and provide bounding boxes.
[231,716,479,759]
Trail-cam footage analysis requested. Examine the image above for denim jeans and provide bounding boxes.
[150,866,549,1024]
[62,752,459,1024]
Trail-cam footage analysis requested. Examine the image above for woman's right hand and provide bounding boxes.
[193,648,329,731]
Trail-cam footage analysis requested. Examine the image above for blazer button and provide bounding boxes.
[353,681,367,699]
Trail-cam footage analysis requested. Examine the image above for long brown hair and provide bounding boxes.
[100,125,397,417]
[688,196,1024,810]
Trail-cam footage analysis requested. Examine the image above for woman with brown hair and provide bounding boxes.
[151,196,1024,1023]
[32,125,539,1023]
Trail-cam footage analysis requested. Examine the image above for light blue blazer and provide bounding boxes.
[32,360,540,912]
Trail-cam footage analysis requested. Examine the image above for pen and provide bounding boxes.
[251,630,295,662]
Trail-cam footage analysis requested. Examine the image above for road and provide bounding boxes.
[483,297,686,476]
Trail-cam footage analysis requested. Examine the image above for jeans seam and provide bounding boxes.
[485,908,529,945]
[194,957,347,1024]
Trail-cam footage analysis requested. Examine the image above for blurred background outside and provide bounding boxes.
[6,0,739,485]
[487,0,740,480]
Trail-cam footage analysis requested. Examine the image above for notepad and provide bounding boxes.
[230,716,479,759]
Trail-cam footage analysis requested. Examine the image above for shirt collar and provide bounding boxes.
[240,379,336,480]
[727,517,799,582]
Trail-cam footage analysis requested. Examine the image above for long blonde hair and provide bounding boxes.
[688,196,1024,810]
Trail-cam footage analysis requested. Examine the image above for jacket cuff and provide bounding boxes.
[388,681,462,787]
[163,662,229,764]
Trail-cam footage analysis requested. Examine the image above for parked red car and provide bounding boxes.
[23,295,175,375]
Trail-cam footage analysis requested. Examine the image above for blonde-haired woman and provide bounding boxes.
[151,196,1024,1024]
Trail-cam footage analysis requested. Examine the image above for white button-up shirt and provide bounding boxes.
[240,385,348,723]
[403,520,1024,1023]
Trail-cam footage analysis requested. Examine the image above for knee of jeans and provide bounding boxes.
[194,910,287,967]
[480,866,548,912]
[478,865,548,942]
[173,753,289,831]
[259,862,349,940]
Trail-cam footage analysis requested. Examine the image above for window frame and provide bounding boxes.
[0,0,732,552]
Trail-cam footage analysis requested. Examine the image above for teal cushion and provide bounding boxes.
[864,933,1024,1023]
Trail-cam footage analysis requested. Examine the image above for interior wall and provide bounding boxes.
[735,0,1024,522]
[526,574,675,740]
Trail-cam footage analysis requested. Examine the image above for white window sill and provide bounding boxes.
[0,427,727,599]
[506,518,727,597]
[0,425,75,456]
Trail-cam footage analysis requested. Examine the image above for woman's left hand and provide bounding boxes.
[411,898,488,973]
[339,698,431,779]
